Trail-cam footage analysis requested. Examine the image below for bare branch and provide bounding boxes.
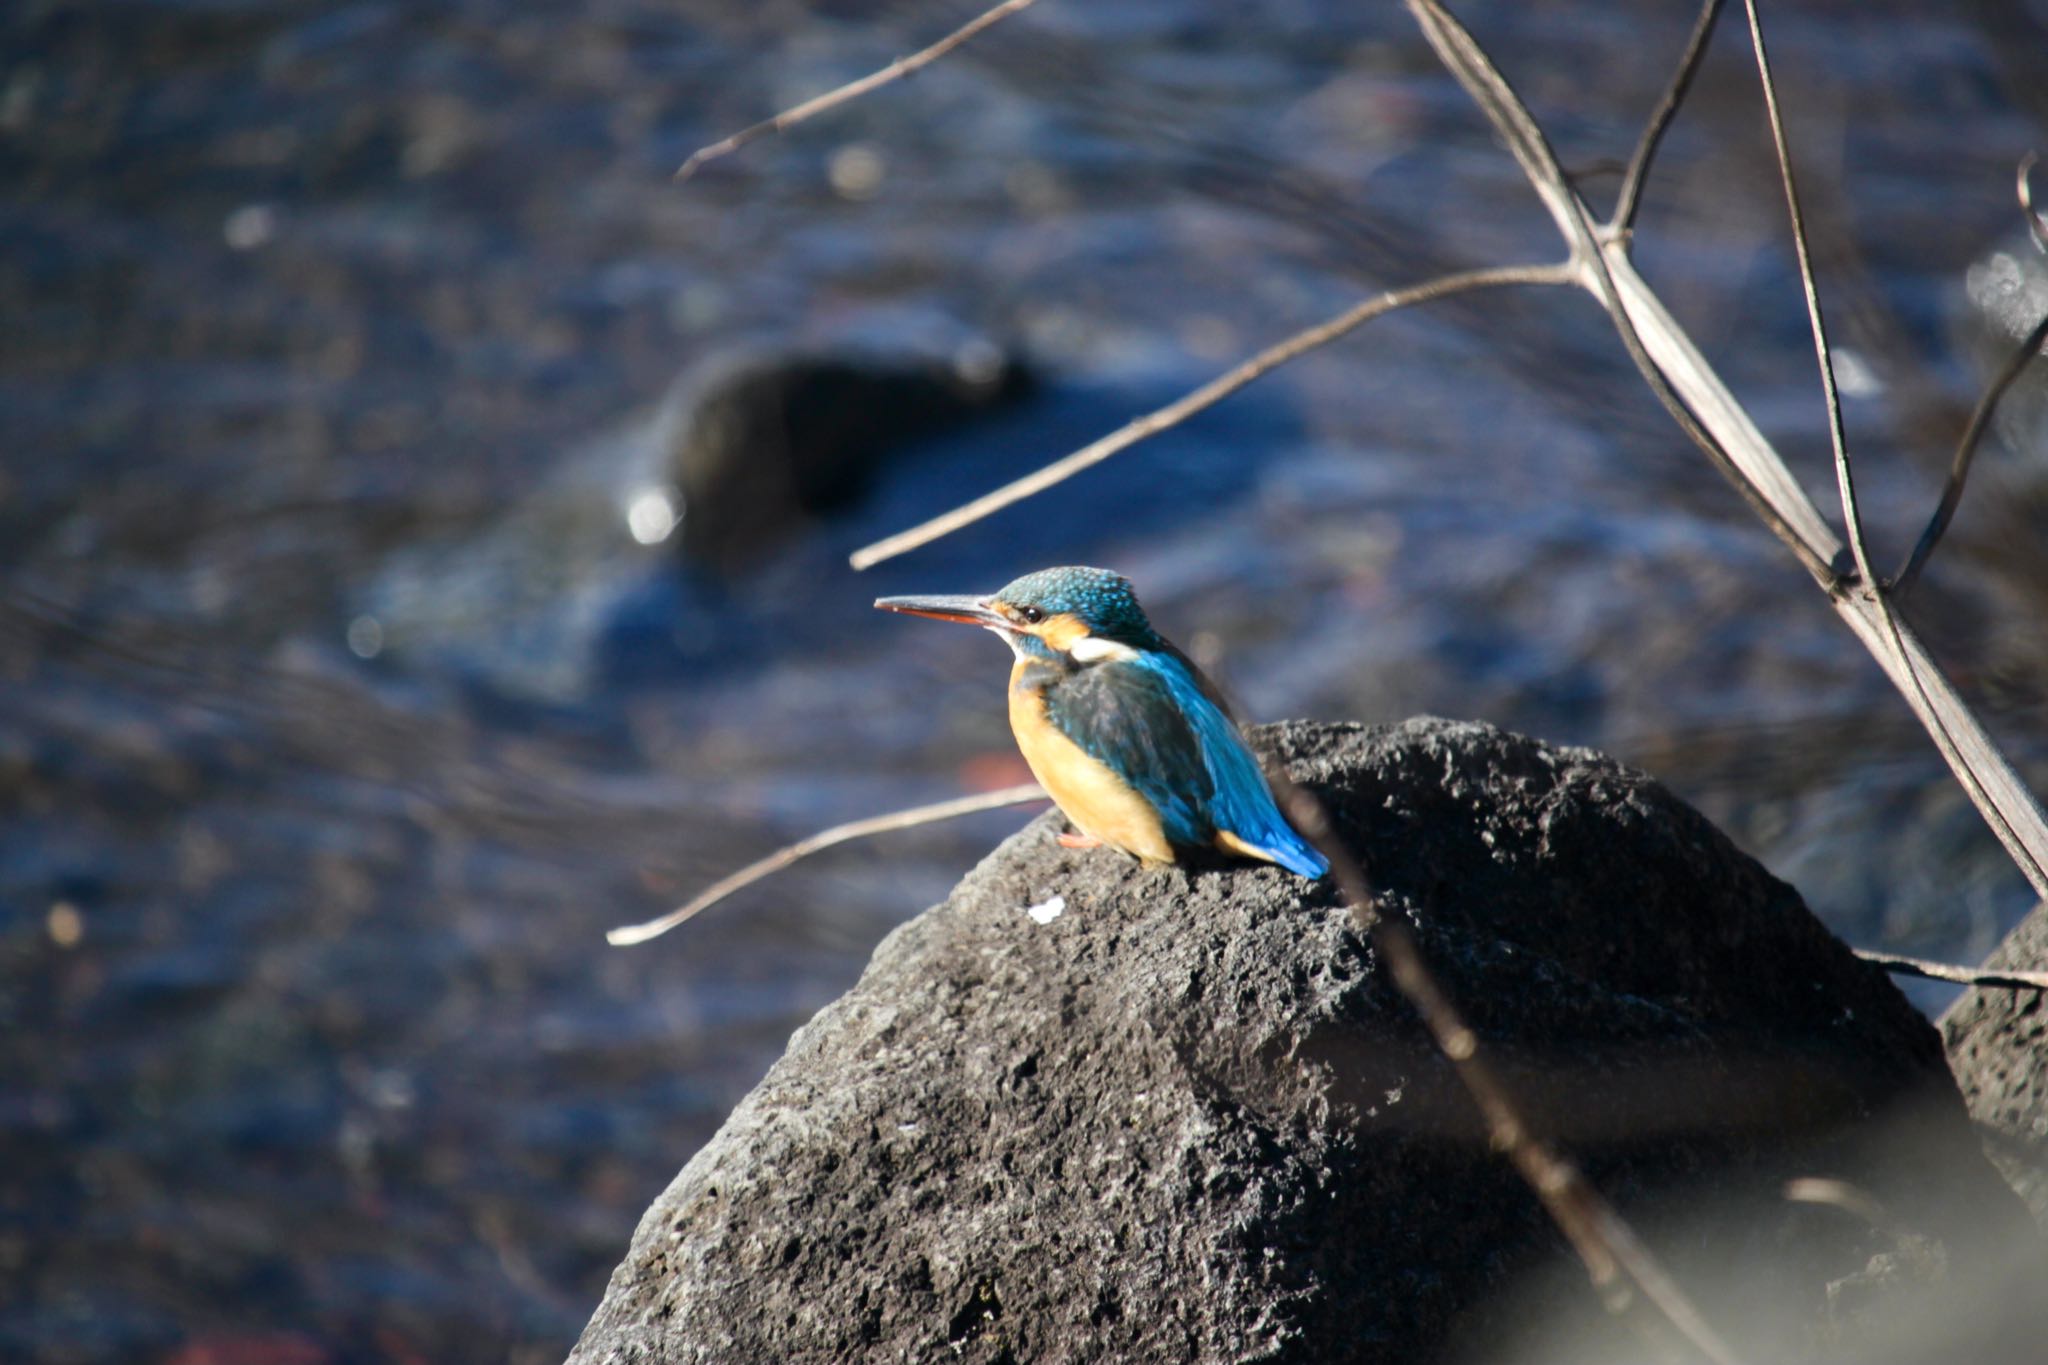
[674,0,1041,182]
[1741,0,2048,899]
[1269,771,1748,1365]
[1892,308,2048,594]
[1611,0,1726,235]
[848,261,1576,570]
[1406,0,1841,583]
[1407,0,2048,899]
[1856,948,2048,993]
[1894,156,2048,593]
[605,784,1046,946]
[1595,237,2048,896]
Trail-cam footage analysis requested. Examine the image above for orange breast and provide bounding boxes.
[1007,663,1174,864]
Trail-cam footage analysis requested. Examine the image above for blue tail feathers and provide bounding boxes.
[1265,832,1329,880]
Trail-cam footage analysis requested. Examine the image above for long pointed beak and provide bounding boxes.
[874,593,1010,629]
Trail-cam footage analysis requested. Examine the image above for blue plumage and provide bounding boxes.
[1047,648,1329,878]
[876,566,1329,879]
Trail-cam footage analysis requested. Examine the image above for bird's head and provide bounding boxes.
[875,565,1160,663]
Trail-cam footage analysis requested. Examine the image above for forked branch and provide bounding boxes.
[1404,0,2048,900]
[1406,0,1840,585]
[1735,0,2047,898]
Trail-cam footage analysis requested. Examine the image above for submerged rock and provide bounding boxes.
[667,345,1037,569]
[570,719,2037,1364]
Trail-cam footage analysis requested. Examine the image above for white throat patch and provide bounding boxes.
[1067,635,1139,664]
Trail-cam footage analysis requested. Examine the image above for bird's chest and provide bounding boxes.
[1007,661,1173,863]
[1005,666,1068,780]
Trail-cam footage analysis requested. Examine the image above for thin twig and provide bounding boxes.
[848,261,1577,570]
[1611,0,1726,235]
[1893,151,2048,594]
[674,0,1041,182]
[1268,771,1747,1365]
[1741,1,1870,600]
[1892,308,2048,594]
[605,784,1046,945]
[1856,948,2048,993]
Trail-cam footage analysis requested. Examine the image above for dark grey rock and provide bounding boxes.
[571,719,2038,1365]
[1942,900,2048,1228]
[668,348,1036,569]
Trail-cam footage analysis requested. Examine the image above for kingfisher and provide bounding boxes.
[876,566,1328,879]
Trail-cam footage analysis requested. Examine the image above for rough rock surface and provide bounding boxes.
[1943,900,2048,1227]
[571,719,2036,1364]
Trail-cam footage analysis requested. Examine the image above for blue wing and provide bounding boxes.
[1041,659,1212,846]
[1044,653,1328,878]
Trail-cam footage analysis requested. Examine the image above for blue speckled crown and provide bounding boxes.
[993,566,1156,642]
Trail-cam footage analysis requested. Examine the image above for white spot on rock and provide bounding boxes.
[1024,894,1065,925]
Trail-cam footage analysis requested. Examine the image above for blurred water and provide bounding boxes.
[3,0,2046,1360]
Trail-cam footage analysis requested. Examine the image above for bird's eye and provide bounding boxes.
[1018,605,1045,624]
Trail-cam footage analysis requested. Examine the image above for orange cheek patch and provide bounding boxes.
[1035,612,1091,652]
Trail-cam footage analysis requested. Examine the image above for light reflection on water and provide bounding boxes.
[2,0,2044,1360]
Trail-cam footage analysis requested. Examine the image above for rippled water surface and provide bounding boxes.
[5,1,2046,1360]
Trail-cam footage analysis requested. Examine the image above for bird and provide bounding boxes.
[875,566,1328,879]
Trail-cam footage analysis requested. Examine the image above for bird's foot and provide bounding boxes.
[1056,832,1102,850]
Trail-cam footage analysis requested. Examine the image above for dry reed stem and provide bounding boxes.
[1406,0,2048,900]
[1741,0,2048,900]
